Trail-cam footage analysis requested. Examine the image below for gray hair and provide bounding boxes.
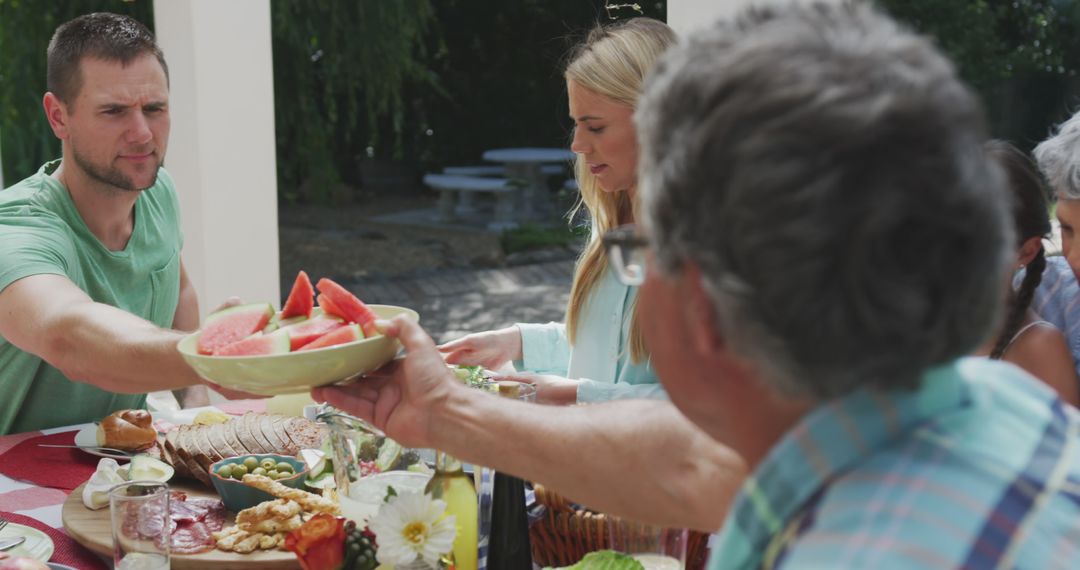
[636,2,1012,399]
[1034,109,1080,200]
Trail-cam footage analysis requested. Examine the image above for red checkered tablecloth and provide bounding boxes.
[0,401,268,569]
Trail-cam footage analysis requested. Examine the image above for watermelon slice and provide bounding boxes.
[214,329,291,356]
[281,314,346,350]
[263,312,309,333]
[196,303,275,355]
[317,293,345,321]
[281,271,315,319]
[298,324,364,351]
[315,278,380,337]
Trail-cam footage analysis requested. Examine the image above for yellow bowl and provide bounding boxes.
[178,305,418,395]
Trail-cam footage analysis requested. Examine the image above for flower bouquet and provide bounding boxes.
[286,489,457,570]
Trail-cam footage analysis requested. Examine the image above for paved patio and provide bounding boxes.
[337,258,574,344]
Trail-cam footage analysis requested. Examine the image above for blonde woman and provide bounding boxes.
[439,18,675,405]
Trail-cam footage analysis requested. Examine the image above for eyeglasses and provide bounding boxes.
[602,225,648,286]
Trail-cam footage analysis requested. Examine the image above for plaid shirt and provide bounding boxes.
[1029,256,1080,381]
[708,357,1080,569]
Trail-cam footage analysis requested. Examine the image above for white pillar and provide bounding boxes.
[153,0,280,316]
[668,0,838,35]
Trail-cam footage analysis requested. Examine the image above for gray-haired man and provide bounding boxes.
[317,2,1080,567]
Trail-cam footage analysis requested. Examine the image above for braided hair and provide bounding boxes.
[987,140,1053,359]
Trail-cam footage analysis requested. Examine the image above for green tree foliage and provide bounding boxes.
[270,0,439,203]
[876,0,1080,146]
[271,0,664,204]
[386,1,665,185]
[0,0,153,182]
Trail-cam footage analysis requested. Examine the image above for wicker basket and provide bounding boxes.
[529,484,710,569]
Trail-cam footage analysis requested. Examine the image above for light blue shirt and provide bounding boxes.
[516,269,662,403]
[1028,255,1080,381]
[709,357,1080,569]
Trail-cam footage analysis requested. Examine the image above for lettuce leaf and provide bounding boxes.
[545,550,645,570]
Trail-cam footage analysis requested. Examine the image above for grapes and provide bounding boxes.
[341,521,378,570]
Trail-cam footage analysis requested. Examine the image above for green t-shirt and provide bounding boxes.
[0,161,184,435]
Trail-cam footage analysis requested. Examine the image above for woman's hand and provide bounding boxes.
[438,326,523,370]
[494,372,580,406]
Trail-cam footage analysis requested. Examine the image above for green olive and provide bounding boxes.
[216,464,233,478]
[252,467,267,477]
[243,457,259,470]
[266,469,279,479]
[231,463,249,479]
[260,458,277,470]
[273,470,291,479]
[275,462,294,473]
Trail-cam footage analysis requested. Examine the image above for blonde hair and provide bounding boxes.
[563,18,675,363]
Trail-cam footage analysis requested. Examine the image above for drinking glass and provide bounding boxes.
[109,481,171,570]
[607,516,688,570]
[318,407,432,523]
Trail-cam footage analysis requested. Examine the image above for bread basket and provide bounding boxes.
[529,484,710,569]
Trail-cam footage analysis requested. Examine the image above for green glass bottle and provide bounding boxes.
[425,450,479,570]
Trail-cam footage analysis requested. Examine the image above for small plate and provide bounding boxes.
[72,425,129,460]
[0,522,54,562]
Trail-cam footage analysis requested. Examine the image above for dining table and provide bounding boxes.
[481,147,576,221]
[0,400,268,570]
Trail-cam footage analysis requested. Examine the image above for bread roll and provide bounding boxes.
[97,409,157,451]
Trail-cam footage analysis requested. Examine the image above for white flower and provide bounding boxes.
[369,490,457,567]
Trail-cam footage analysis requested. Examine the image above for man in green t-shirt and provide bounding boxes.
[0,13,239,435]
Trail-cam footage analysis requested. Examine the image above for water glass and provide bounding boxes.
[109,481,171,570]
[607,516,688,569]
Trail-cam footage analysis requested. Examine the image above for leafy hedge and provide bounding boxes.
[2,0,1076,202]
[0,0,154,182]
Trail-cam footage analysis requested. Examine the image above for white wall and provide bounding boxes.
[153,0,280,317]
[668,0,837,35]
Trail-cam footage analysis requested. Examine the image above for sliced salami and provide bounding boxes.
[165,494,225,554]
[171,521,215,555]
[169,500,209,523]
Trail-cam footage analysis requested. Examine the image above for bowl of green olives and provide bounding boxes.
[208,454,309,512]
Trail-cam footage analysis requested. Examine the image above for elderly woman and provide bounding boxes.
[1026,111,1080,384]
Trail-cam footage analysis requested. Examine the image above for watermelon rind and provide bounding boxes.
[263,313,310,333]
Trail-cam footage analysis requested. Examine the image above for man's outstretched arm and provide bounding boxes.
[1,273,219,394]
[315,316,746,532]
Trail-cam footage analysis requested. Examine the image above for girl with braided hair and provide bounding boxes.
[979,140,1079,406]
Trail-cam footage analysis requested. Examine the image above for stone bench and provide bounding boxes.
[443,165,504,177]
[443,164,567,177]
[422,174,519,230]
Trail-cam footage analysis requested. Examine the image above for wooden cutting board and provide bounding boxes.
[63,481,299,569]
